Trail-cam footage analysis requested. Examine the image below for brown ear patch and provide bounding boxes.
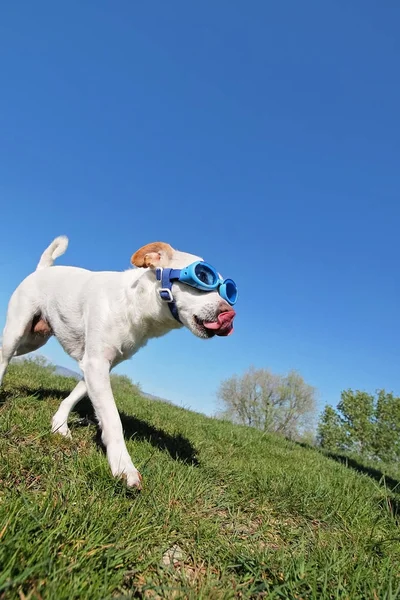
[131,242,174,268]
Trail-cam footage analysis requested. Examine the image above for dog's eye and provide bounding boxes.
[195,264,216,285]
[198,271,210,284]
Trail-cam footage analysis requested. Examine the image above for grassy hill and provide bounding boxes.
[0,360,399,599]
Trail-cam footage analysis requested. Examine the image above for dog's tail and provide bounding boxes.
[36,236,69,270]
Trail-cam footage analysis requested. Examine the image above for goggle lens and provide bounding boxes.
[220,278,238,305]
[194,263,218,286]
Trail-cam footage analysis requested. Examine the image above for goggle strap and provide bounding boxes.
[169,269,182,281]
[155,268,182,323]
[155,268,181,281]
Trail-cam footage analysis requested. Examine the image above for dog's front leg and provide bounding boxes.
[81,356,142,489]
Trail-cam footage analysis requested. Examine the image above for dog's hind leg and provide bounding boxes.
[0,296,37,386]
[51,380,88,438]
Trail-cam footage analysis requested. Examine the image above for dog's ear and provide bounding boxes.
[131,242,174,268]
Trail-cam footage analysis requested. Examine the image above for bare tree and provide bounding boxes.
[217,367,317,440]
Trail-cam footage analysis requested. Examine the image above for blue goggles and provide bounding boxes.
[179,261,238,305]
[155,261,238,322]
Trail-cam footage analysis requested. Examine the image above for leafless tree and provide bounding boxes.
[217,367,317,439]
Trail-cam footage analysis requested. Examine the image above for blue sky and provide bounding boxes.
[1,1,400,417]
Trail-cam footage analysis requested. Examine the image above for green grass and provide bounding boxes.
[0,360,399,599]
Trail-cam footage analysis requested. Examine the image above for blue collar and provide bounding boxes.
[155,268,182,323]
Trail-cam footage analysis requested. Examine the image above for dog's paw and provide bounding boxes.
[114,464,142,489]
[108,448,142,489]
[122,468,142,490]
[51,416,72,439]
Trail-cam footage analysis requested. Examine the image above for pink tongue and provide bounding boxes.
[204,310,236,336]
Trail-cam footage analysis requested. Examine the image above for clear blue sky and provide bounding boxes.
[1,1,400,417]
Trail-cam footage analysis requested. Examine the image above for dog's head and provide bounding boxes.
[131,242,236,339]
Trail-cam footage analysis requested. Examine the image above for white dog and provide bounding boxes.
[0,237,236,488]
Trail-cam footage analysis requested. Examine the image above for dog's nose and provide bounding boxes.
[218,300,234,314]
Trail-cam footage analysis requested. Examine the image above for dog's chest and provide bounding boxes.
[113,330,148,362]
